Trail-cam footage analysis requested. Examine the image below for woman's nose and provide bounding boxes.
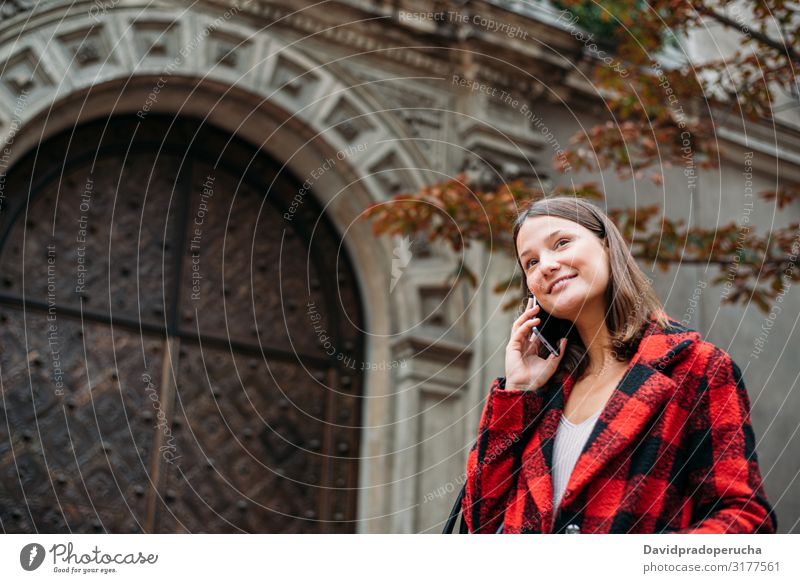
[539,254,560,273]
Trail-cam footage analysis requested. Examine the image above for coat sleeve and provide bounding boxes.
[670,348,777,534]
[461,377,548,534]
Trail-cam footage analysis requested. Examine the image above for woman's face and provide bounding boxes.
[516,215,610,321]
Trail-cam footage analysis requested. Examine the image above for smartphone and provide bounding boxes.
[529,293,560,358]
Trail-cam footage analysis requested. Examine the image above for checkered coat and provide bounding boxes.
[463,315,777,534]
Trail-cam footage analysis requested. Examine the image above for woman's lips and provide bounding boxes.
[550,274,577,293]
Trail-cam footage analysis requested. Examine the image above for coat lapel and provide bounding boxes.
[517,379,565,532]
[520,314,700,533]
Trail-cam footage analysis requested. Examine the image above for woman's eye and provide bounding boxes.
[526,240,568,268]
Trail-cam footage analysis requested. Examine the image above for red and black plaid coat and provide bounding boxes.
[463,314,777,534]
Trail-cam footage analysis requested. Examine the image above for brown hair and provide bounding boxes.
[512,196,669,383]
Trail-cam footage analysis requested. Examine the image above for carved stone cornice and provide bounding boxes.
[0,0,40,21]
[234,0,579,98]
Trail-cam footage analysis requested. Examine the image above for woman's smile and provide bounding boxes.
[549,274,577,294]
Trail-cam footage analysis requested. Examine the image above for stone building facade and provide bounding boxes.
[0,0,796,532]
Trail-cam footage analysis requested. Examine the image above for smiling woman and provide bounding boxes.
[507,197,669,389]
[460,196,777,534]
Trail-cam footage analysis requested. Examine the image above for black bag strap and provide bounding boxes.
[442,483,469,534]
[442,411,541,534]
[442,377,556,534]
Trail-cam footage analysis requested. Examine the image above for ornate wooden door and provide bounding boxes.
[0,115,364,533]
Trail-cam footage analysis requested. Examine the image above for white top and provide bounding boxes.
[551,410,602,510]
[495,409,601,533]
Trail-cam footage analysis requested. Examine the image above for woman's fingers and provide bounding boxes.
[511,304,540,332]
[521,329,542,357]
[545,338,568,363]
[515,317,540,339]
[512,311,530,331]
[511,317,541,351]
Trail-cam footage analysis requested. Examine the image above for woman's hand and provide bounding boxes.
[504,297,567,391]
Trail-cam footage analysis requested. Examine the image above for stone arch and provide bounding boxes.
[0,2,434,531]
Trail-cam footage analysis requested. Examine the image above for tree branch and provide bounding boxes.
[697,6,800,66]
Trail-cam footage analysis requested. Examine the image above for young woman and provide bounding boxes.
[462,197,777,534]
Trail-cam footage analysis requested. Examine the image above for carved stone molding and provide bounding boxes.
[57,25,116,69]
[0,0,437,534]
[324,96,377,143]
[0,0,40,22]
[0,48,53,99]
[131,19,181,61]
[458,120,547,188]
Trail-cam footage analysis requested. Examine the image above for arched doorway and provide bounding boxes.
[0,115,364,533]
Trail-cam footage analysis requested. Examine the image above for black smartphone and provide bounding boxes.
[528,292,560,358]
